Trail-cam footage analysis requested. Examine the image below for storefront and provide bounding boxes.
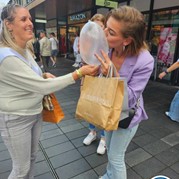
[145,8,179,84]
[122,0,179,85]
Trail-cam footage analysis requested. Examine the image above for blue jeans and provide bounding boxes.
[168,90,179,122]
[89,123,104,137]
[0,113,42,179]
[102,124,138,179]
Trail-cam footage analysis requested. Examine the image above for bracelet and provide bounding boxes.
[164,69,169,74]
[76,69,83,79]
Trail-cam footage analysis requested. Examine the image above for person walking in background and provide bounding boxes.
[33,36,41,62]
[49,32,59,67]
[72,32,81,67]
[83,13,107,155]
[95,6,154,179]
[0,4,99,179]
[39,30,51,71]
[159,59,179,122]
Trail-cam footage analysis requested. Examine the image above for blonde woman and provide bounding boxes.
[0,4,98,179]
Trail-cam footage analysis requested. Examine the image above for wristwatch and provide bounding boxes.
[164,69,169,74]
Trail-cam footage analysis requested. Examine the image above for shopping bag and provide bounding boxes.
[76,75,124,131]
[42,93,64,123]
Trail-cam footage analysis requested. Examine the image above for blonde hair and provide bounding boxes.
[106,6,148,56]
[91,14,105,25]
[0,4,27,57]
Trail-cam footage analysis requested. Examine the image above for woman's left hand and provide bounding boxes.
[95,50,111,76]
[43,73,56,79]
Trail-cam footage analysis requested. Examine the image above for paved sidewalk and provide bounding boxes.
[0,57,179,179]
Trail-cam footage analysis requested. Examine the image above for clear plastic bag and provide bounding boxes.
[80,21,109,65]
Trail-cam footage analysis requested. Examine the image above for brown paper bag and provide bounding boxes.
[42,93,64,123]
[76,75,124,131]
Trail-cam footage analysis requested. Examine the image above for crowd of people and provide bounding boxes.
[0,2,178,179]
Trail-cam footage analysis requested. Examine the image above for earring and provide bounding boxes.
[9,29,14,40]
[123,45,126,51]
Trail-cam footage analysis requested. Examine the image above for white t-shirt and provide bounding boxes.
[50,37,58,50]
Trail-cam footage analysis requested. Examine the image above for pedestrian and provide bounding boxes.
[49,32,59,67]
[39,30,51,71]
[0,4,99,179]
[83,13,107,155]
[33,36,41,62]
[95,6,154,179]
[159,59,179,122]
[72,32,81,67]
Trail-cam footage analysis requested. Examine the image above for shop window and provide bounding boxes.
[150,9,179,81]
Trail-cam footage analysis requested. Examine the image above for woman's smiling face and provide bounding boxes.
[6,7,34,48]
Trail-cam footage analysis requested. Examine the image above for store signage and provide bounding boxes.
[96,0,118,8]
[70,13,86,21]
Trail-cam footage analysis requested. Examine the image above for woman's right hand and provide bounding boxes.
[80,65,99,76]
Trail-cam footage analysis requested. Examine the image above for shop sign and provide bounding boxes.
[96,0,118,8]
[68,11,91,24]
[70,13,87,22]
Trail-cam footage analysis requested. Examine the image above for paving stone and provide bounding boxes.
[155,148,179,166]
[159,167,179,179]
[65,128,89,140]
[36,151,45,162]
[0,159,11,173]
[126,148,152,167]
[127,168,142,179]
[56,158,91,179]
[133,133,158,147]
[34,161,50,176]
[0,150,10,161]
[126,141,139,153]
[94,163,107,176]
[85,153,108,168]
[0,142,7,152]
[40,128,63,140]
[40,134,69,148]
[148,126,173,139]
[45,141,75,158]
[42,123,58,132]
[35,172,54,179]
[71,136,85,148]
[143,140,171,155]
[78,142,99,157]
[170,161,179,174]
[60,123,84,133]
[50,149,82,168]
[0,171,9,179]
[71,170,98,179]
[132,157,166,179]
[57,118,79,127]
[161,131,179,146]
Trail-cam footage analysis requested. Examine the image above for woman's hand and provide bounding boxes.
[43,73,56,79]
[72,65,99,80]
[80,65,99,76]
[95,50,111,76]
[158,72,166,79]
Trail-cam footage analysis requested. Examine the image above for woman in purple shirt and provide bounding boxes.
[96,6,154,179]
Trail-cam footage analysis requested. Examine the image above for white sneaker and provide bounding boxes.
[165,111,169,116]
[40,65,43,69]
[97,139,106,155]
[83,132,97,145]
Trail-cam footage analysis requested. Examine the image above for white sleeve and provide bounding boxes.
[0,56,75,95]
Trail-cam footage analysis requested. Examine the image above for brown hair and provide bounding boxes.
[91,14,105,25]
[106,6,148,56]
